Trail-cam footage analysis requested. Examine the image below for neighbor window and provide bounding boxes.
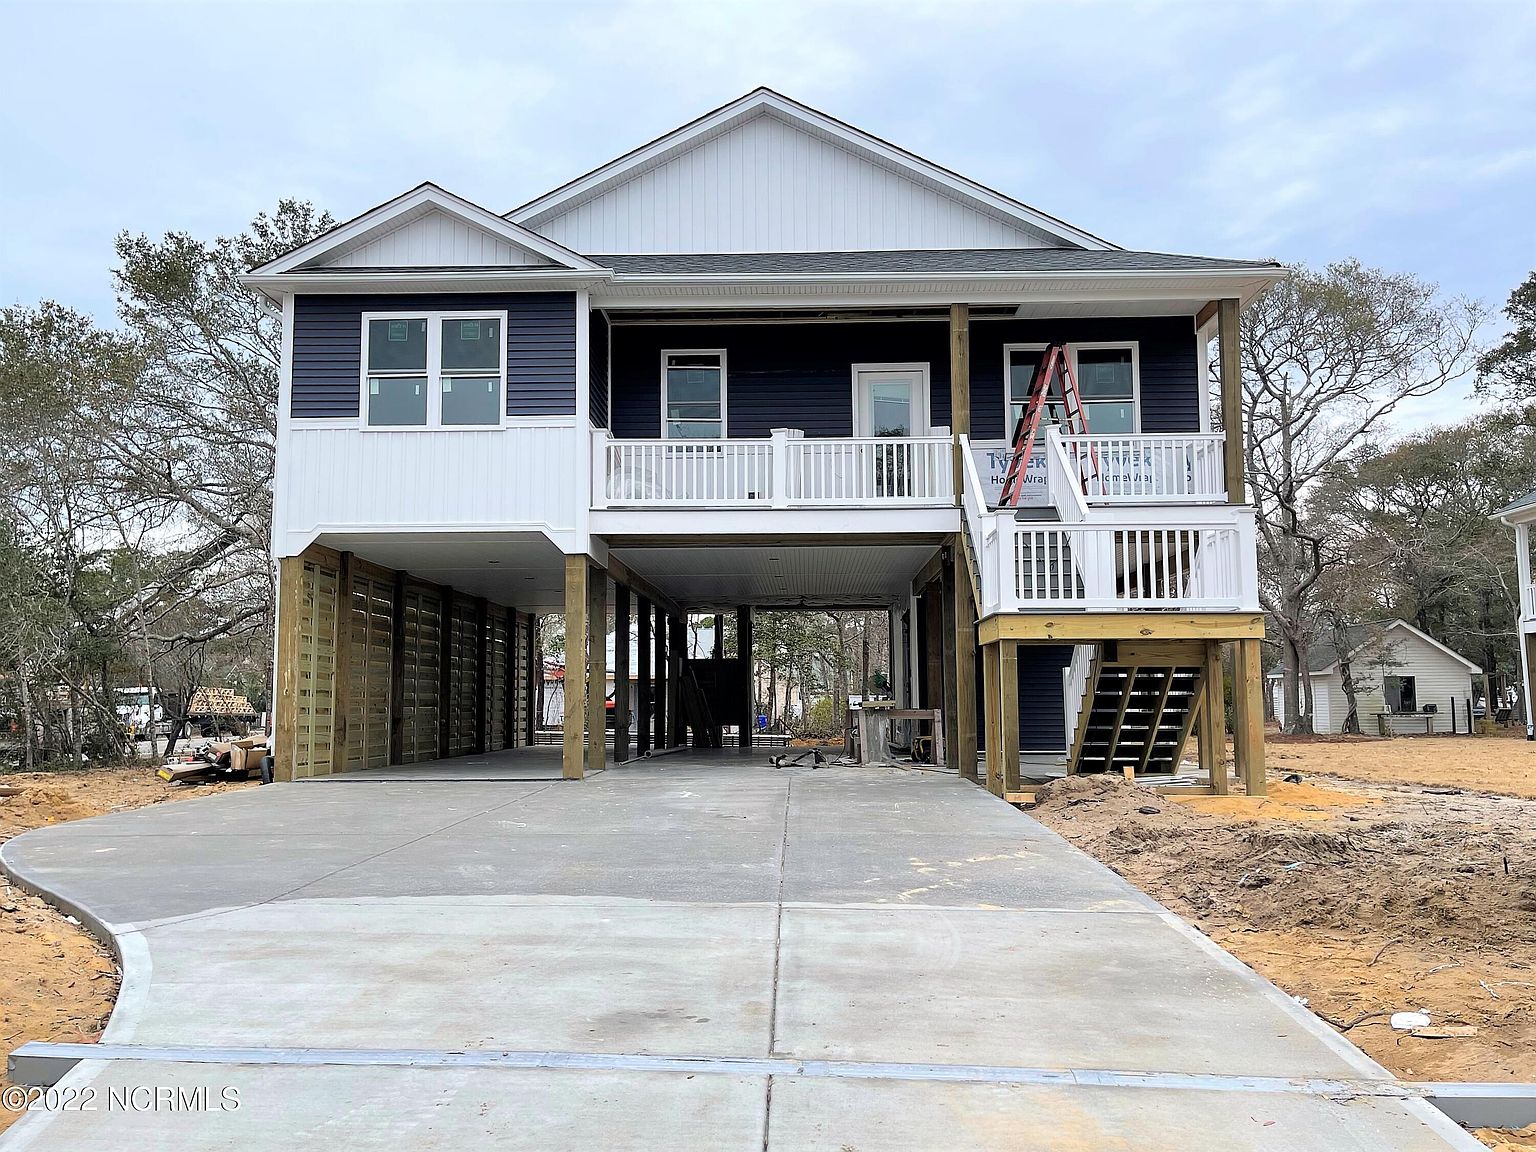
[1005,343,1138,436]
[363,312,505,428]
[662,351,725,438]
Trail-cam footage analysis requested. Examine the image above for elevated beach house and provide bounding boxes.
[243,89,1285,794]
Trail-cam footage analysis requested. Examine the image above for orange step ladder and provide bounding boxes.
[997,343,1099,508]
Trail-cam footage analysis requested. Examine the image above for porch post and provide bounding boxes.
[669,614,687,746]
[949,303,970,504]
[1234,637,1266,795]
[940,564,960,771]
[1200,641,1228,795]
[997,641,1019,795]
[562,556,589,780]
[981,642,1000,794]
[587,567,608,773]
[950,542,979,782]
[637,595,652,755]
[1218,298,1244,504]
[614,584,631,762]
[738,607,754,748]
[653,605,668,751]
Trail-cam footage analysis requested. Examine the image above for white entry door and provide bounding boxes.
[854,366,928,437]
[853,366,928,498]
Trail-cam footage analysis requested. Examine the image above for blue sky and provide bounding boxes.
[3,0,1532,428]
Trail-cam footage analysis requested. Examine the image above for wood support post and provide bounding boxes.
[562,556,589,780]
[1235,637,1266,795]
[525,611,539,746]
[614,584,631,762]
[981,643,1001,794]
[669,615,686,746]
[949,303,970,504]
[587,567,607,774]
[940,563,960,772]
[653,605,668,752]
[951,543,978,781]
[738,607,754,748]
[1218,298,1244,504]
[272,556,305,782]
[330,552,354,776]
[997,641,1019,796]
[637,596,652,755]
[1200,640,1228,795]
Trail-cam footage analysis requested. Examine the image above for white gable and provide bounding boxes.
[321,207,558,269]
[513,90,1112,255]
[248,184,600,278]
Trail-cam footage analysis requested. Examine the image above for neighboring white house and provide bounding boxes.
[1268,619,1481,735]
[1494,488,1536,738]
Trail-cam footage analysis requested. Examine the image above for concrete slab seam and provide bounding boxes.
[5,1041,1485,1102]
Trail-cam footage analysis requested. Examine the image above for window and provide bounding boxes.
[662,351,725,438]
[1005,343,1138,436]
[363,312,505,428]
[1384,675,1418,714]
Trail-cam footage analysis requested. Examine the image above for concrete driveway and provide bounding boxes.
[0,753,1479,1150]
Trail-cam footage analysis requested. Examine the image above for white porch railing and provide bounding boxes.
[786,435,952,505]
[993,518,1258,611]
[594,429,953,509]
[1051,431,1227,504]
[1524,582,1536,620]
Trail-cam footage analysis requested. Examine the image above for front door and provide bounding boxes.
[853,366,928,497]
[854,366,927,438]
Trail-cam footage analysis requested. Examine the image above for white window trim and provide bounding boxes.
[1003,341,1141,436]
[849,362,931,437]
[359,309,509,431]
[660,348,728,439]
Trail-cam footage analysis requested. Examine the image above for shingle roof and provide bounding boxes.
[1493,487,1536,519]
[595,249,1282,276]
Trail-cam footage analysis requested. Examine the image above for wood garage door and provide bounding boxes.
[400,584,442,764]
[446,599,479,758]
[292,558,340,778]
[344,570,394,771]
[486,606,510,752]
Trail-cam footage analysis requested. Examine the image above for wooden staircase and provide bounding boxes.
[1068,642,1207,779]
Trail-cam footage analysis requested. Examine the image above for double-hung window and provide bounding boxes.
[363,312,506,428]
[1005,342,1138,436]
[662,351,725,438]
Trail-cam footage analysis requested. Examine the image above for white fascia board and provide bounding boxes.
[249,183,603,277]
[592,269,1285,311]
[509,88,1117,251]
[241,269,613,295]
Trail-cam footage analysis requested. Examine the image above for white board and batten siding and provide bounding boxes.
[526,111,1050,255]
[324,209,558,269]
[1269,623,1480,734]
[277,424,584,556]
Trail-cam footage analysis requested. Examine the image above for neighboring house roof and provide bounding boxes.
[595,249,1280,276]
[1265,619,1483,678]
[1492,487,1536,522]
[508,87,1118,252]
[247,183,603,277]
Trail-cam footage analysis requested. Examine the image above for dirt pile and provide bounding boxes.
[1031,771,1536,1084]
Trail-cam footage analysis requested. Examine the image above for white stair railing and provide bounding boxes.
[1052,431,1227,504]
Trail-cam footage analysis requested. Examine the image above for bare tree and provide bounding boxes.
[1240,261,1482,732]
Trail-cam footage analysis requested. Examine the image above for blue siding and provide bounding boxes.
[612,322,949,438]
[968,317,1201,439]
[291,293,577,418]
[609,316,1199,438]
[589,311,610,428]
[1018,646,1073,752]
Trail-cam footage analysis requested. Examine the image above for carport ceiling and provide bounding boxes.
[318,531,569,613]
[609,543,939,609]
